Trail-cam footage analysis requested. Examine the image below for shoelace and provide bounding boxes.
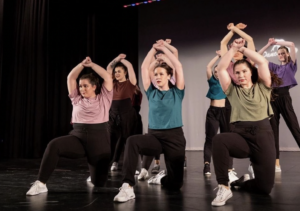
[214,186,225,197]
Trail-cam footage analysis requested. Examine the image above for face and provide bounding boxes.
[154,67,171,89]
[79,79,96,98]
[233,51,243,61]
[213,68,219,80]
[234,63,252,87]
[277,48,289,63]
[114,67,127,82]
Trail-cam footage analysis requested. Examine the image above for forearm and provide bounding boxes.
[68,63,84,80]
[164,42,178,58]
[142,48,156,70]
[220,31,234,56]
[231,26,255,51]
[161,47,182,70]
[218,48,235,71]
[121,59,137,85]
[107,56,120,75]
[258,43,271,55]
[242,47,268,66]
[207,56,220,69]
[91,63,111,82]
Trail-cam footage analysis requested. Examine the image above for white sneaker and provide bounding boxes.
[86,176,91,182]
[113,183,135,202]
[228,170,239,185]
[111,162,118,171]
[26,180,48,196]
[135,170,140,175]
[248,164,255,178]
[211,185,233,206]
[275,165,282,172]
[148,170,166,184]
[138,168,149,180]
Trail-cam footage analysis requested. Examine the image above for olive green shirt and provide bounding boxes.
[225,82,273,123]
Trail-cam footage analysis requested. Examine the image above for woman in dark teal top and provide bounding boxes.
[113,40,186,203]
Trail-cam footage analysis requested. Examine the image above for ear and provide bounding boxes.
[92,84,97,91]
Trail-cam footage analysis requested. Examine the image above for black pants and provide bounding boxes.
[212,118,275,194]
[122,127,186,190]
[109,99,138,163]
[38,123,111,187]
[270,87,300,159]
[204,103,233,168]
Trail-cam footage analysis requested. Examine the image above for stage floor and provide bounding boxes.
[0,151,300,211]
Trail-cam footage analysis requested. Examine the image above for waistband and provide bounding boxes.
[148,127,183,132]
[209,105,226,109]
[111,98,132,112]
[272,87,290,95]
[73,123,108,130]
[231,118,270,127]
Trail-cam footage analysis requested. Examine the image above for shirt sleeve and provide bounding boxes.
[174,86,185,100]
[288,60,297,72]
[225,83,234,96]
[68,88,81,104]
[145,83,155,99]
[268,62,279,73]
[99,84,113,106]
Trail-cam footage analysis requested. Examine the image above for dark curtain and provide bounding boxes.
[0,0,138,158]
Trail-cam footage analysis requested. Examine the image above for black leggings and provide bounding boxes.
[270,87,300,159]
[204,104,233,168]
[109,99,138,163]
[38,123,110,187]
[122,127,186,190]
[212,118,275,194]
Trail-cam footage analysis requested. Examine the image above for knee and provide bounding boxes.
[45,138,61,153]
[126,135,140,147]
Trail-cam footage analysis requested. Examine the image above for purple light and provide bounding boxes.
[131,4,135,6]
[144,1,148,3]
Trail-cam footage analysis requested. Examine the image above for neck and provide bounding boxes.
[158,84,170,91]
[118,78,126,82]
[281,61,288,65]
[240,82,253,89]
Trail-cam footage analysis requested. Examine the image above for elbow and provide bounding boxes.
[290,42,295,48]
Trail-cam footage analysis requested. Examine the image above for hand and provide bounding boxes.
[82,56,94,67]
[216,50,221,56]
[165,39,171,44]
[227,23,234,30]
[232,38,245,50]
[235,23,247,29]
[268,38,277,45]
[118,54,126,60]
[153,43,165,51]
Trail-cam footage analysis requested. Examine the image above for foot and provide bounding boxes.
[228,170,239,185]
[111,162,118,171]
[211,185,232,206]
[275,165,281,172]
[148,170,166,184]
[203,163,211,175]
[151,164,160,174]
[138,168,149,180]
[113,183,135,202]
[26,180,48,196]
[248,164,255,178]
[135,170,140,175]
[86,176,91,182]
[230,174,250,189]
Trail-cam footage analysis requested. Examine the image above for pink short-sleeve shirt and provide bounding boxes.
[69,84,113,124]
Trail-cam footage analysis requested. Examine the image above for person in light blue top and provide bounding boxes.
[202,51,237,184]
[114,40,186,203]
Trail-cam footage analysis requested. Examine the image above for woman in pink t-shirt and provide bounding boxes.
[26,57,113,196]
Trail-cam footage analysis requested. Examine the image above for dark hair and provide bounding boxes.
[112,62,128,81]
[79,73,101,95]
[278,46,291,63]
[154,62,174,88]
[233,59,258,83]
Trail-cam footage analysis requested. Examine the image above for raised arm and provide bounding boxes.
[217,47,236,92]
[83,57,113,91]
[141,47,157,91]
[258,38,276,55]
[154,42,184,89]
[67,59,85,94]
[207,51,221,80]
[228,23,255,51]
[120,59,137,85]
[106,54,126,75]
[275,40,296,63]
[237,39,271,87]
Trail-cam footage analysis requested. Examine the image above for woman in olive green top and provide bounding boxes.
[210,38,276,207]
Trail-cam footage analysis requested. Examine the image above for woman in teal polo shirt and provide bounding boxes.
[113,40,186,202]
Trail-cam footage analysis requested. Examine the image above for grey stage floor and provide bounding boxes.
[0,151,300,211]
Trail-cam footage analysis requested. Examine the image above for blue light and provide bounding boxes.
[144,1,148,3]
[132,4,136,6]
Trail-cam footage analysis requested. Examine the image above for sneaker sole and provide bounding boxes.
[211,192,233,206]
[113,195,135,202]
[26,189,48,196]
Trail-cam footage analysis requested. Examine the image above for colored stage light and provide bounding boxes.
[131,4,136,6]
[136,3,139,5]
[144,1,148,3]
[123,0,162,8]
[148,1,152,3]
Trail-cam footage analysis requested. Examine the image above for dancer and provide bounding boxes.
[203,51,235,181]
[114,40,186,202]
[106,54,138,172]
[211,38,279,206]
[26,57,113,195]
[258,38,299,172]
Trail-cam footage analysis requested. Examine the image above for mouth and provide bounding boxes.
[156,81,161,84]
[239,79,245,82]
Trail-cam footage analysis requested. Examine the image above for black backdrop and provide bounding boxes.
[0,0,138,158]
